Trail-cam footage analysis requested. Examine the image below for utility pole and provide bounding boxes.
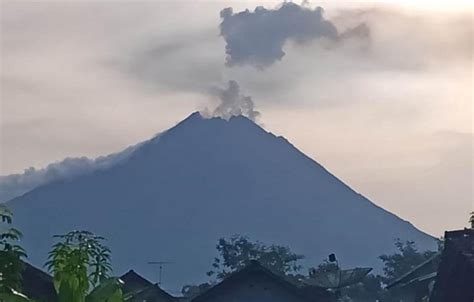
[148,261,174,286]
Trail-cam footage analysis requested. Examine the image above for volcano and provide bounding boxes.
[7,112,436,292]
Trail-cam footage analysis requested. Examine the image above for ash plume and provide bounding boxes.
[211,80,260,121]
[220,2,370,68]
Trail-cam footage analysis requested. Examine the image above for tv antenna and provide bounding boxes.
[148,261,174,286]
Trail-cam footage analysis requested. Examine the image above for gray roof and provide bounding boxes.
[386,253,441,289]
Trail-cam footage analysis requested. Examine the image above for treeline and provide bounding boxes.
[0,205,440,302]
[181,234,440,301]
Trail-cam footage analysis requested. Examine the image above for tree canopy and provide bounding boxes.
[378,239,438,284]
[46,230,122,302]
[207,235,305,280]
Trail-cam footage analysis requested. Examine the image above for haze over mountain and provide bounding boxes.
[7,112,437,292]
[0,143,142,202]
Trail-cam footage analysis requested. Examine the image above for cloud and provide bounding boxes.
[219,2,369,68]
[208,80,260,121]
[335,7,473,69]
[121,29,224,94]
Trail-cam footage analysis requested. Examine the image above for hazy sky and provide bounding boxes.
[1,0,472,237]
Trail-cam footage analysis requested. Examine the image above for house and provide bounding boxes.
[430,228,474,302]
[120,270,184,302]
[385,253,441,302]
[120,270,154,295]
[125,284,180,302]
[21,262,57,302]
[191,260,334,302]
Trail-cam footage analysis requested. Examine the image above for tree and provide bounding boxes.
[206,235,304,279]
[0,205,27,294]
[378,239,438,285]
[182,235,305,297]
[46,230,123,302]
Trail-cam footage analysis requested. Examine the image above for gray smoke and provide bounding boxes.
[0,142,143,202]
[211,80,260,121]
[220,2,369,68]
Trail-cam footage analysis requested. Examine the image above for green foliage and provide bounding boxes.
[378,239,437,284]
[86,278,124,302]
[46,231,118,302]
[207,235,304,279]
[0,204,27,294]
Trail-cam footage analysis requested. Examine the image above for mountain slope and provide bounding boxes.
[8,112,436,292]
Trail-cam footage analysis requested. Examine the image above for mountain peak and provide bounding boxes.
[164,111,263,139]
[181,111,258,125]
[8,111,437,292]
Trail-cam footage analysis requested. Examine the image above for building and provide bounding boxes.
[385,253,441,302]
[120,270,185,302]
[191,260,334,302]
[120,270,154,295]
[125,284,179,302]
[430,229,474,302]
[20,262,57,302]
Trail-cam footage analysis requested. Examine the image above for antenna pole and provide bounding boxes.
[148,261,174,286]
[159,263,163,285]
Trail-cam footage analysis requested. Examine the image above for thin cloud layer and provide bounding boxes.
[0,142,142,202]
[219,2,369,68]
